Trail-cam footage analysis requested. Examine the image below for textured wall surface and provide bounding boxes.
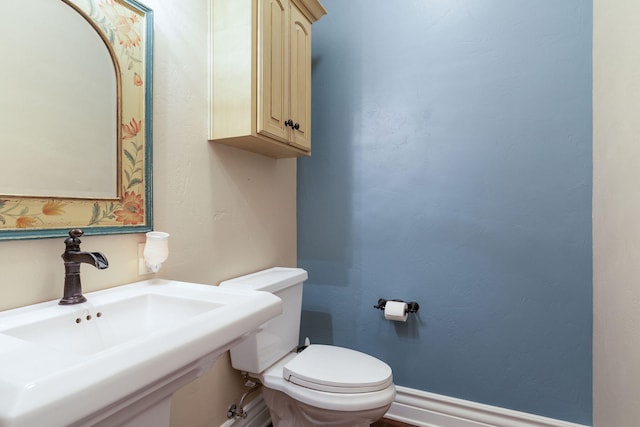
[593,0,640,426]
[298,0,592,424]
[0,1,298,426]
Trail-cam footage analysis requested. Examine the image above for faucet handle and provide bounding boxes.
[65,229,84,251]
[69,229,84,238]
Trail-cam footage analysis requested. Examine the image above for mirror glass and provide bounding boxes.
[1,0,118,198]
[0,0,153,240]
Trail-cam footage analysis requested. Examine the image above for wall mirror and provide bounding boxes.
[0,0,153,240]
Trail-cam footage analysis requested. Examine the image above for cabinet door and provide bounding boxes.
[257,0,290,143]
[288,5,312,151]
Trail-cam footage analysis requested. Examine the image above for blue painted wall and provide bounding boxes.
[297,0,592,424]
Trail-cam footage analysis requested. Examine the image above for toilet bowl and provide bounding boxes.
[220,268,395,427]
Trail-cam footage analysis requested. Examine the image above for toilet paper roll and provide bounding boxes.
[384,301,408,322]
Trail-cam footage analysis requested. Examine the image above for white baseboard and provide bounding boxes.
[219,386,591,427]
[386,386,591,427]
[219,395,271,427]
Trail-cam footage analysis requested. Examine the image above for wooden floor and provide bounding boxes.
[371,419,416,427]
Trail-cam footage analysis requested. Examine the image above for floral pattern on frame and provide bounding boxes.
[0,0,151,236]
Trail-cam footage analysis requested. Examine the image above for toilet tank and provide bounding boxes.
[219,267,307,374]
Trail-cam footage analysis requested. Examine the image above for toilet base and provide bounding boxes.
[263,388,390,427]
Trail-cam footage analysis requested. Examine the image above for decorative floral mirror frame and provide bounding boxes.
[0,0,153,240]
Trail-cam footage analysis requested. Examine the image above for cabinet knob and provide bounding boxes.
[285,120,300,131]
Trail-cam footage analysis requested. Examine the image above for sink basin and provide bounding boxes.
[2,292,224,356]
[0,279,282,427]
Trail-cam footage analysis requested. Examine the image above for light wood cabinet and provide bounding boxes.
[210,0,326,158]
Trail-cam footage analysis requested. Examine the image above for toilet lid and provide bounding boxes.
[282,345,393,393]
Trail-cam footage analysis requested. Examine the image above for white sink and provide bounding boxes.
[0,279,282,427]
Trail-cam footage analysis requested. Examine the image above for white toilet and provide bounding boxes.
[220,267,396,427]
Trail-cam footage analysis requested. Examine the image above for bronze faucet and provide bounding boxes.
[59,229,109,305]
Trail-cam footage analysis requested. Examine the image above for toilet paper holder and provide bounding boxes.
[373,298,419,314]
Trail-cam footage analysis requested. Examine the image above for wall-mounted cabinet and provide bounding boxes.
[210,0,326,158]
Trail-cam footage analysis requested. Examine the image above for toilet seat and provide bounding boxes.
[283,345,393,393]
[259,345,396,412]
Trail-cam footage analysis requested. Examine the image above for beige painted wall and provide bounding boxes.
[593,0,640,425]
[0,0,297,426]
